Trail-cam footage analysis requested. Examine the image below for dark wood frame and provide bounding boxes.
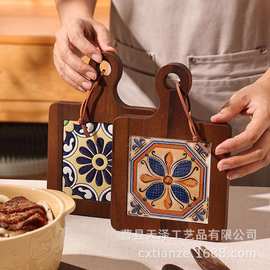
[47,52,154,217]
[48,101,113,217]
[111,63,231,241]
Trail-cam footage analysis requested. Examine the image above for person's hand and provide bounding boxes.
[211,71,270,180]
[53,17,115,91]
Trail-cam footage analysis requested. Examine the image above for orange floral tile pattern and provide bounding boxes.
[127,136,211,224]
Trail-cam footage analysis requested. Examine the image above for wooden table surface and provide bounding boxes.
[2,179,270,270]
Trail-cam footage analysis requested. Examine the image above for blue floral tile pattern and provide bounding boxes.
[62,121,112,202]
[127,136,211,224]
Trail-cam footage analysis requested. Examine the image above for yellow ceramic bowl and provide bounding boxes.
[0,184,75,270]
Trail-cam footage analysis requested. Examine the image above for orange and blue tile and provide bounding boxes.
[127,136,211,224]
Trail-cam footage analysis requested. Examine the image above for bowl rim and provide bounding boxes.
[0,184,65,242]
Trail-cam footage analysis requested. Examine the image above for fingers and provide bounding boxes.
[55,35,97,81]
[227,158,268,180]
[211,90,250,123]
[94,24,116,52]
[60,73,85,92]
[54,18,116,91]
[215,110,268,155]
[217,149,265,171]
[217,129,270,180]
[67,21,102,63]
[53,48,92,91]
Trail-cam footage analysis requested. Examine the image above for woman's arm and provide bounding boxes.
[54,0,115,91]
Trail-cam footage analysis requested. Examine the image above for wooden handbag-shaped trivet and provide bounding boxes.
[47,52,153,218]
[111,63,231,241]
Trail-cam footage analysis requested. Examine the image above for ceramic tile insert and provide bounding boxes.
[62,120,112,202]
[127,136,211,224]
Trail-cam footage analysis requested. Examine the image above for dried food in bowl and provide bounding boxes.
[0,184,75,270]
[0,195,54,238]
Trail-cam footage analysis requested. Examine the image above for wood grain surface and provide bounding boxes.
[48,52,154,217]
[111,63,231,241]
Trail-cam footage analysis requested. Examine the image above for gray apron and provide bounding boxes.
[110,0,270,186]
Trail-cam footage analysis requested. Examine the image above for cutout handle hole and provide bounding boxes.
[165,73,181,89]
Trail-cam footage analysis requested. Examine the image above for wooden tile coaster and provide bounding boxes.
[47,52,153,218]
[111,63,231,241]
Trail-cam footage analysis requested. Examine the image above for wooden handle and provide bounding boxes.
[155,63,192,115]
[156,62,192,94]
[87,51,154,122]
[82,51,123,122]
[89,51,123,95]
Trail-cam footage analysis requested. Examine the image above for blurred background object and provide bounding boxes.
[0,0,110,179]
